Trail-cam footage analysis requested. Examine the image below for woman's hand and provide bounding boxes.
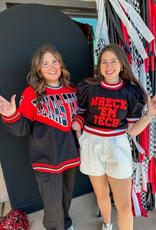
[71,120,82,140]
[71,120,81,131]
[127,94,156,137]
[0,95,16,117]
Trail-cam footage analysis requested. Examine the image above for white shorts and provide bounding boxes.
[79,131,132,179]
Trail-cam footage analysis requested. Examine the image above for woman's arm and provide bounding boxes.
[127,95,156,137]
[71,120,82,139]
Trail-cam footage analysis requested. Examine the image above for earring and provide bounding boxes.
[120,67,124,71]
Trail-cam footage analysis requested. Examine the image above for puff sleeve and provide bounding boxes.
[73,81,90,129]
[127,84,146,123]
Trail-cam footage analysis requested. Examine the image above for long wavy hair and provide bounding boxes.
[27,44,74,102]
[86,44,147,101]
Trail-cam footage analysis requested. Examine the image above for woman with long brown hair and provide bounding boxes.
[72,44,156,230]
[0,44,80,230]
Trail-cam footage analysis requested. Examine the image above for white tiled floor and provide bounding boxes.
[1,192,156,230]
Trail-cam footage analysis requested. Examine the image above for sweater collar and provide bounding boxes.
[46,84,63,90]
[100,78,124,90]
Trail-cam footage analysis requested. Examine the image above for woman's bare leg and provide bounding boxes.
[89,175,111,224]
[108,176,133,230]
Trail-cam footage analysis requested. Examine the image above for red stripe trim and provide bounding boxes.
[73,116,84,129]
[84,126,119,132]
[1,111,21,123]
[32,157,80,169]
[75,115,84,123]
[100,79,124,90]
[84,127,126,137]
[84,125,126,133]
[32,158,80,173]
[127,118,139,123]
[33,162,80,173]
[127,120,137,123]
[75,119,83,129]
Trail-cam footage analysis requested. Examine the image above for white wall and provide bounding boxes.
[0,164,9,203]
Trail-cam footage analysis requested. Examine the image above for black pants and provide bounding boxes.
[35,167,76,230]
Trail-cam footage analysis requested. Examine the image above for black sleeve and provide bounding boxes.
[1,112,32,137]
[127,84,146,122]
[73,81,90,129]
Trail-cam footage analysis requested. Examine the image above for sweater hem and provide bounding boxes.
[32,157,80,173]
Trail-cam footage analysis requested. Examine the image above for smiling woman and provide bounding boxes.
[40,52,62,87]
[72,44,156,230]
[100,50,123,84]
[0,43,81,230]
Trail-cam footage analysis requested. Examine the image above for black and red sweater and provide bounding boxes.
[74,79,146,137]
[2,85,80,173]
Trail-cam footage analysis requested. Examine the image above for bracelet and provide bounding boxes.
[144,111,156,119]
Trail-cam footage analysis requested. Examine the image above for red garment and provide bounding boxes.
[120,6,132,64]
[131,182,148,217]
[149,0,155,71]
[0,209,31,229]
[144,47,150,73]
[152,0,156,50]
[2,85,80,173]
[148,157,156,193]
[139,126,149,161]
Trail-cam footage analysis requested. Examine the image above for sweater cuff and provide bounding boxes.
[72,115,84,130]
[127,117,140,123]
[1,110,21,123]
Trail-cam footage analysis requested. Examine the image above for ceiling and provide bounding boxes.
[2,0,97,17]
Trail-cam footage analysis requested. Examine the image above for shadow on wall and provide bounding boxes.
[0,4,93,213]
